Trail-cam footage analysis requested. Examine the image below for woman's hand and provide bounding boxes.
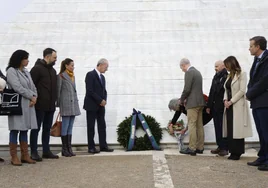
[224,100,232,109]
[29,101,35,107]
[30,96,37,107]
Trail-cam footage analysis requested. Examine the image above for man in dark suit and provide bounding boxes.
[84,58,113,154]
[179,58,206,156]
[206,60,228,156]
[246,36,268,171]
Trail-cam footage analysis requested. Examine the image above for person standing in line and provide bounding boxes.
[57,58,81,157]
[0,69,7,162]
[206,60,229,156]
[246,36,268,171]
[84,58,114,154]
[6,50,37,166]
[179,58,206,156]
[222,56,252,160]
[30,48,59,161]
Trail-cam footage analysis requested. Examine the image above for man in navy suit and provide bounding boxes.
[246,36,268,171]
[84,58,113,153]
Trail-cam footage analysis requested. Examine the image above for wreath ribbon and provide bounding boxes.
[127,108,161,151]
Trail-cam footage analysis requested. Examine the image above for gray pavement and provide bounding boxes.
[0,148,267,188]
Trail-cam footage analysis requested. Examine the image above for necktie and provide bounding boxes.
[253,58,261,76]
[99,75,103,85]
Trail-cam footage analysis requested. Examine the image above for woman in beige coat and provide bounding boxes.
[223,56,253,160]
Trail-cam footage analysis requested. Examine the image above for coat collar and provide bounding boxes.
[61,71,76,88]
[231,72,241,85]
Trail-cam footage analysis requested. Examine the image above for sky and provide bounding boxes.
[0,0,32,23]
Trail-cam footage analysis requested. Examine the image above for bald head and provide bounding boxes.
[214,60,225,73]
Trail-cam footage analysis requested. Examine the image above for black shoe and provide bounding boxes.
[180,147,196,156]
[258,164,268,171]
[31,152,43,162]
[195,149,204,154]
[88,148,100,154]
[0,157,4,162]
[218,150,229,156]
[228,154,240,160]
[247,159,263,166]
[211,147,220,154]
[42,151,59,159]
[100,147,114,152]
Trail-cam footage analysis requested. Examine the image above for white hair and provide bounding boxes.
[180,58,190,65]
[97,58,108,66]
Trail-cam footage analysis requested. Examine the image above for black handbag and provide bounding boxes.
[0,88,22,115]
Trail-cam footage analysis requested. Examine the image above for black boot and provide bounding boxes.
[67,135,76,156]
[61,136,71,157]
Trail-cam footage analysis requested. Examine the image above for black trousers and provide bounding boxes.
[30,110,55,153]
[86,107,107,150]
[212,108,228,150]
[253,108,268,164]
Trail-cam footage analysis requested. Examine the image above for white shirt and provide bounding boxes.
[95,68,101,78]
[187,65,193,71]
[258,50,265,59]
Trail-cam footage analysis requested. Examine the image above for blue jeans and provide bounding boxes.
[61,116,75,136]
[10,130,27,144]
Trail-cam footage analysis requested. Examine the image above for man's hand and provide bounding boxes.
[180,127,188,135]
[0,88,3,92]
[100,100,106,106]
[206,108,210,114]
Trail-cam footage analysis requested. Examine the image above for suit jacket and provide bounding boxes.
[223,72,252,138]
[246,49,268,109]
[180,67,205,110]
[57,72,81,116]
[83,69,107,111]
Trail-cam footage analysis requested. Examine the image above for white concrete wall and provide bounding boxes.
[0,0,267,145]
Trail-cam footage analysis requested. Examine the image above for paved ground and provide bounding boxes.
[0,148,267,188]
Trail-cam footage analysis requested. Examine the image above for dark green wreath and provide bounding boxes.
[117,114,163,151]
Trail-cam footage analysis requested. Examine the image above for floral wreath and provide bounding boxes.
[117,114,163,151]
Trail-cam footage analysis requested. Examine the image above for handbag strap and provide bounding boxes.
[56,112,61,121]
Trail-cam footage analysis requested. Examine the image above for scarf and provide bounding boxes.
[66,69,74,82]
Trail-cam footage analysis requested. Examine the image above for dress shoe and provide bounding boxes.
[31,152,43,162]
[211,147,220,154]
[180,147,196,156]
[218,150,229,156]
[228,154,240,160]
[100,147,114,152]
[88,148,100,154]
[247,159,263,166]
[42,151,59,159]
[0,157,4,162]
[195,149,204,154]
[258,164,268,171]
